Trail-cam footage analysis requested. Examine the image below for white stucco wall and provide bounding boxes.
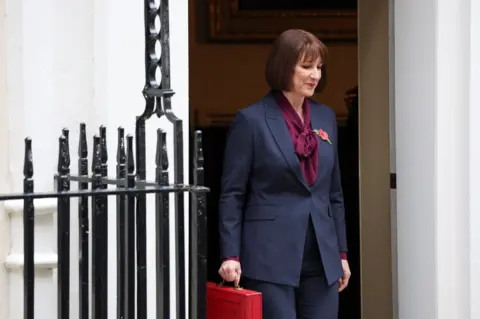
[0,0,189,318]
[0,0,9,316]
[469,0,480,317]
[394,0,479,317]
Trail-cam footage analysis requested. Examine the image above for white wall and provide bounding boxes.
[469,0,480,317]
[0,0,9,316]
[0,0,189,318]
[394,0,477,317]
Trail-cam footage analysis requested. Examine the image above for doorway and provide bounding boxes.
[188,0,393,317]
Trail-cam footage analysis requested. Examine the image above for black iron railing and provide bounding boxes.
[0,125,208,319]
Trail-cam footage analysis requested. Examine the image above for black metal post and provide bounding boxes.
[173,119,186,319]
[91,135,107,319]
[23,138,34,319]
[100,126,108,190]
[78,123,89,319]
[117,127,127,319]
[135,118,148,319]
[124,135,136,319]
[143,0,187,316]
[190,131,207,319]
[99,126,109,317]
[57,130,71,319]
[155,129,170,318]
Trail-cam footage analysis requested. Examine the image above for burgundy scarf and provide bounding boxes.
[274,92,319,186]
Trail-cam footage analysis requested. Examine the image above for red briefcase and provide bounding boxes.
[206,281,262,319]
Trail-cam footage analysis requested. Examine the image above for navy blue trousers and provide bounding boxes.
[242,216,339,319]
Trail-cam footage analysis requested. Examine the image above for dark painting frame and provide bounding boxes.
[208,0,357,42]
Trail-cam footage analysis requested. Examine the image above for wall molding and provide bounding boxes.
[3,198,57,217]
[3,198,58,271]
[4,252,58,270]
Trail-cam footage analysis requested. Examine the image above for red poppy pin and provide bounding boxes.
[314,129,332,144]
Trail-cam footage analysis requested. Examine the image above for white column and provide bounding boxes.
[394,0,473,317]
[92,1,143,317]
[93,0,189,317]
[1,0,94,318]
[469,0,480,317]
[4,0,96,192]
[0,0,189,318]
[435,0,470,316]
[0,0,9,318]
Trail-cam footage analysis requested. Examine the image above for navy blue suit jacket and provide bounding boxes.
[219,92,347,287]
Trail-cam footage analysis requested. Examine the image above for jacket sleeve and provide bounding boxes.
[330,111,348,253]
[218,110,254,259]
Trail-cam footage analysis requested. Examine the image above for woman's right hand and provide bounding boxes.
[218,260,242,286]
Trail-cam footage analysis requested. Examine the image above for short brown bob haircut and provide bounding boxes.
[265,29,328,91]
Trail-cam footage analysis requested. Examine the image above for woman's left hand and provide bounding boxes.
[338,259,351,292]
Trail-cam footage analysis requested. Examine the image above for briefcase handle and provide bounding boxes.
[218,280,243,290]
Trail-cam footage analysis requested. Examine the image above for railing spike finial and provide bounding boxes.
[62,128,71,170]
[117,127,126,165]
[161,131,169,171]
[23,138,33,179]
[77,122,89,319]
[155,129,162,169]
[99,125,108,165]
[194,130,204,185]
[92,135,102,175]
[126,135,135,174]
[79,123,88,158]
[58,135,70,175]
[62,128,70,155]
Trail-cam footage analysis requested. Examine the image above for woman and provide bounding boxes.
[218,29,351,319]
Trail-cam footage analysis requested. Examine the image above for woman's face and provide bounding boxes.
[290,56,322,97]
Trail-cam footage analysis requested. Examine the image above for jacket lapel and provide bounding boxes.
[310,102,329,187]
[263,93,310,190]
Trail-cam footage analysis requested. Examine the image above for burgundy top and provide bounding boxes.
[225,92,347,262]
[275,92,319,186]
